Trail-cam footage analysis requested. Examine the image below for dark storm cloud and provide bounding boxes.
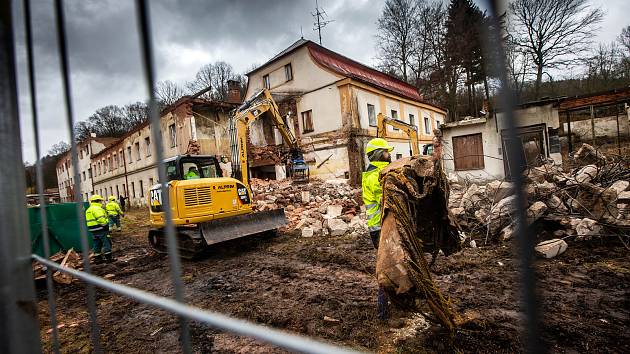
[14,0,628,163]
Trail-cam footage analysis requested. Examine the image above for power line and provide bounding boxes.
[311,0,334,45]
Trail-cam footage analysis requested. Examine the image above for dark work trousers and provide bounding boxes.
[370,229,389,320]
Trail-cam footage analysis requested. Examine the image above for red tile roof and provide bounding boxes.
[248,39,424,102]
[306,43,423,102]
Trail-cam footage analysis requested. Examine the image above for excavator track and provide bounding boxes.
[148,209,287,259]
[148,227,206,260]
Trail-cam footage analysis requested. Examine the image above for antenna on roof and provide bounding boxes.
[300,26,304,39]
[311,0,334,46]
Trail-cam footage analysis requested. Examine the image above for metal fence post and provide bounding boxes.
[0,1,43,352]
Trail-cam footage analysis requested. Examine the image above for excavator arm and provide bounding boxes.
[230,89,307,185]
[376,113,420,156]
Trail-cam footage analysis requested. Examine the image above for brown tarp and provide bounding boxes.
[376,156,462,333]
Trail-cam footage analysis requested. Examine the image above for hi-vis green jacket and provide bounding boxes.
[361,161,389,232]
[85,202,108,232]
[105,201,123,216]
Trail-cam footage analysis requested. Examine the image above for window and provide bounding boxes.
[409,114,415,127]
[149,178,154,186]
[145,137,151,156]
[110,187,113,196]
[367,104,376,127]
[435,119,441,128]
[135,142,141,161]
[131,182,135,198]
[127,146,132,163]
[168,124,176,147]
[396,153,403,160]
[119,150,124,166]
[263,74,270,89]
[284,64,293,81]
[82,171,86,181]
[88,168,92,178]
[139,180,144,197]
[116,185,119,197]
[453,133,484,171]
[79,149,83,159]
[301,110,314,133]
[113,154,117,168]
[424,117,431,134]
[97,162,101,175]
[391,110,399,130]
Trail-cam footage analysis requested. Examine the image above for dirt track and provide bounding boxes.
[37,209,630,353]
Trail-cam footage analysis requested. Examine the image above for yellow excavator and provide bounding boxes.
[376,112,421,156]
[147,88,306,258]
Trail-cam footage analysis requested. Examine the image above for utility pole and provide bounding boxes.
[312,0,333,45]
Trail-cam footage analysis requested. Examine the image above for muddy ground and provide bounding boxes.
[37,209,630,353]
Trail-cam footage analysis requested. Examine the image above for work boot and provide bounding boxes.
[104,253,115,263]
[93,254,104,264]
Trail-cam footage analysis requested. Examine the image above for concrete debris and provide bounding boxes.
[251,178,364,237]
[485,180,514,202]
[535,239,568,259]
[449,143,629,243]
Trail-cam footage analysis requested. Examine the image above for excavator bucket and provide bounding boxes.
[199,208,287,246]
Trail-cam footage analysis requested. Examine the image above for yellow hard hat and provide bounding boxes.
[108,196,116,201]
[366,138,394,154]
[90,195,104,202]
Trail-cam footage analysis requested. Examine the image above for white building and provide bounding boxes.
[56,92,240,206]
[245,39,446,184]
[56,137,119,202]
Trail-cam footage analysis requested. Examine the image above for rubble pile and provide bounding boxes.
[250,178,367,237]
[450,143,630,244]
[32,248,82,284]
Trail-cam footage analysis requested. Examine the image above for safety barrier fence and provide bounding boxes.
[0,0,541,353]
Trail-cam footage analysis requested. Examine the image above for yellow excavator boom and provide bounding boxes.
[376,113,420,156]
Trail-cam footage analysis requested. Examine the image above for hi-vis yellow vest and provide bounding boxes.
[85,202,108,231]
[361,161,389,232]
[105,201,123,216]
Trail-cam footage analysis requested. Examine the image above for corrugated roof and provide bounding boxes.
[247,39,424,103]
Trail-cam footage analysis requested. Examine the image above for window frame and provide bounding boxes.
[145,136,151,156]
[168,124,177,147]
[135,142,141,161]
[391,110,399,130]
[424,117,431,135]
[284,64,293,82]
[367,104,376,127]
[127,146,133,163]
[301,110,314,134]
[263,74,270,89]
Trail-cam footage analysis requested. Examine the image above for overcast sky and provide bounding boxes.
[12,0,629,163]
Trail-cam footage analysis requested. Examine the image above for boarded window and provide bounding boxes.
[302,110,314,133]
[453,133,484,171]
[367,104,376,127]
[284,64,292,81]
[263,74,270,89]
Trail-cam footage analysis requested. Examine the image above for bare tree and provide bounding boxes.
[74,121,92,142]
[123,101,149,128]
[88,105,128,137]
[186,61,240,101]
[186,64,214,99]
[156,80,185,106]
[48,141,70,156]
[410,1,441,87]
[509,0,604,99]
[619,25,630,54]
[375,0,418,82]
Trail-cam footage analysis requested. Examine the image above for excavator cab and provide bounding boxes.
[164,155,223,181]
[286,149,309,183]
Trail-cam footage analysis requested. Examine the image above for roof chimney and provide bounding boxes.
[227,80,242,103]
